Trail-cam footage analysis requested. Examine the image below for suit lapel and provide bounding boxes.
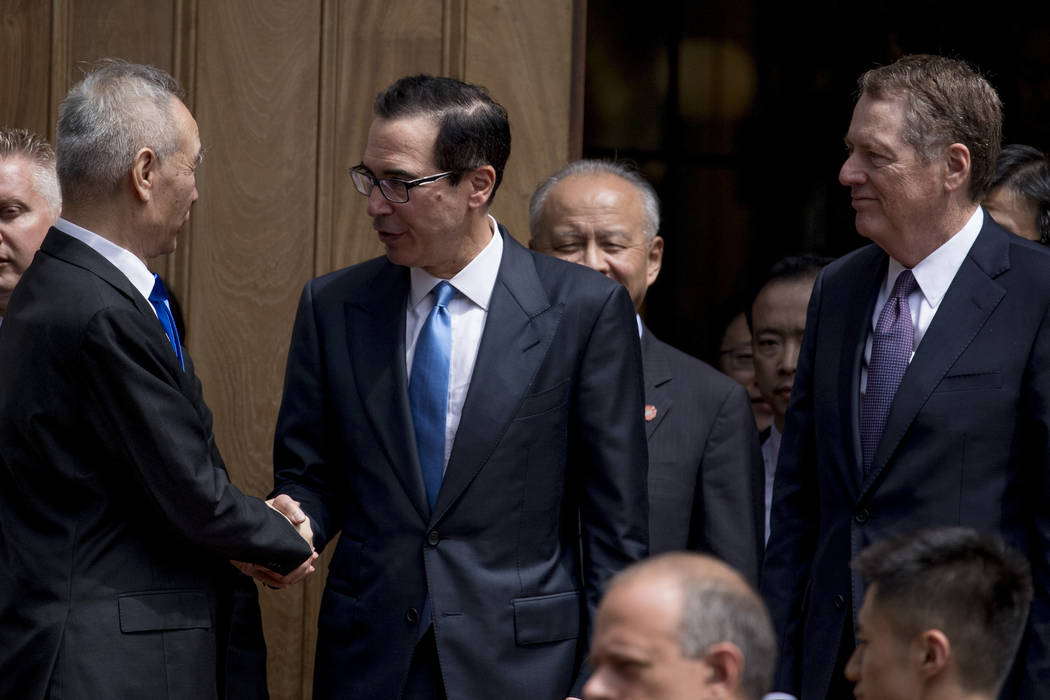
[641,327,672,439]
[43,229,155,319]
[344,261,430,521]
[433,231,561,520]
[862,223,1008,495]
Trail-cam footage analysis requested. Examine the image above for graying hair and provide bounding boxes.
[528,159,661,241]
[0,128,61,215]
[57,59,184,203]
[677,576,777,700]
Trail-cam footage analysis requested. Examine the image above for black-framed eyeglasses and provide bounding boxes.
[349,164,457,203]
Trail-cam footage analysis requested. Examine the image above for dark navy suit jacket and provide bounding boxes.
[761,215,1050,698]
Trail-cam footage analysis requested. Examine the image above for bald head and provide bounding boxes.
[585,553,775,700]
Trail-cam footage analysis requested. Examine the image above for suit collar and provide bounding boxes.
[41,228,155,319]
[434,227,557,519]
[640,325,672,438]
[861,219,1010,494]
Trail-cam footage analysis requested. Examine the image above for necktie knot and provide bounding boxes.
[432,280,456,309]
[149,274,170,305]
[889,269,918,301]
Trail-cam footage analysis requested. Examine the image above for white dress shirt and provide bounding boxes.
[53,217,160,318]
[405,216,504,471]
[860,206,984,396]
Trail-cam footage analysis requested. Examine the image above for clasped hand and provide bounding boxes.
[231,494,318,588]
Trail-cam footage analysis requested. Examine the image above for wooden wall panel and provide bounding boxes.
[190,2,322,698]
[7,2,578,698]
[465,0,576,241]
[0,0,52,136]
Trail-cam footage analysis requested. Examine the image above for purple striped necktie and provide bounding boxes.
[861,269,918,474]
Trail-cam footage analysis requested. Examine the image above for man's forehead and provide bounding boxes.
[363,115,439,175]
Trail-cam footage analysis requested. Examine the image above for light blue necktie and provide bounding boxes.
[149,274,184,371]
[410,281,456,509]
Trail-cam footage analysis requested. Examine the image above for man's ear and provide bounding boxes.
[943,143,971,193]
[917,629,951,680]
[131,147,158,203]
[702,642,745,698]
[466,165,496,208]
[646,235,664,288]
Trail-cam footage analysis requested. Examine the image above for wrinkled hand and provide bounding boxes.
[267,494,314,546]
[231,551,318,589]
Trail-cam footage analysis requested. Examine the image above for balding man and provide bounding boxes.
[530,160,764,581]
[0,60,314,699]
[0,128,61,324]
[584,552,776,700]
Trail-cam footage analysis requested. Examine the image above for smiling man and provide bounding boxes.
[267,75,648,700]
[530,160,764,582]
[0,128,61,323]
[760,54,1050,699]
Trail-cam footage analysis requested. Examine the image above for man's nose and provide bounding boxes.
[366,186,393,217]
[839,154,863,187]
[582,242,609,275]
[782,338,801,375]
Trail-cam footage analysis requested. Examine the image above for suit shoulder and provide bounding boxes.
[526,246,625,303]
[645,331,741,399]
[303,255,397,301]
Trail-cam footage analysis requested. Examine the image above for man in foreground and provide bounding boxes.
[584,552,776,700]
[269,75,648,699]
[847,527,1032,700]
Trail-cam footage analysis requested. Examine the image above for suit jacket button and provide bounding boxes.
[427,531,440,546]
[854,508,870,524]
[406,608,419,624]
[834,594,845,610]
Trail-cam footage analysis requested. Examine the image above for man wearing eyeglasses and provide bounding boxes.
[260,75,649,700]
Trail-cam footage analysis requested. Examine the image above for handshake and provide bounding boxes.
[232,494,319,588]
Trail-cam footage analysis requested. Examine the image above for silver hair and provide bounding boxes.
[678,577,777,700]
[56,59,184,203]
[528,159,661,241]
[0,128,61,215]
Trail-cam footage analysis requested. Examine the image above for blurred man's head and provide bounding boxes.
[748,255,830,431]
[847,527,1033,700]
[584,552,775,700]
[0,128,61,315]
[530,160,662,312]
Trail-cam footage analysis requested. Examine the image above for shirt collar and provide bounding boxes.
[885,206,983,309]
[54,217,156,302]
[409,214,503,311]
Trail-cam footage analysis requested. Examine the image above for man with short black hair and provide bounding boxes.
[584,552,776,700]
[267,75,649,700]
[747,254,830,542]
[847,527,1033,700]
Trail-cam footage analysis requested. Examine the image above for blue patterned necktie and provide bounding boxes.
[410,281,456,509]
[149,274,184,371]
[861,269,918,473]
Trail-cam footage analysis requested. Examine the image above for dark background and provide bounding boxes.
[583,0,1050,362]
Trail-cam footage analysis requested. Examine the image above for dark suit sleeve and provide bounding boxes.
[271,280,341,549]
[693,381,765,585]
[1019,303,1050,697]
[77,305,311,574]
[573,284,650,681]
[759,269,825,695]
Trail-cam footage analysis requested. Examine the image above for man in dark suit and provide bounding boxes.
[264,76,649,700]
[760,54,1050,699]
[529,159,764,582]
[0,59,315,699]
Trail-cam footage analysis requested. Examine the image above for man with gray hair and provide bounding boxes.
[530,160,764,582]
[0,59,315,699]
[0,127,61,323]
[584,551,776,700]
